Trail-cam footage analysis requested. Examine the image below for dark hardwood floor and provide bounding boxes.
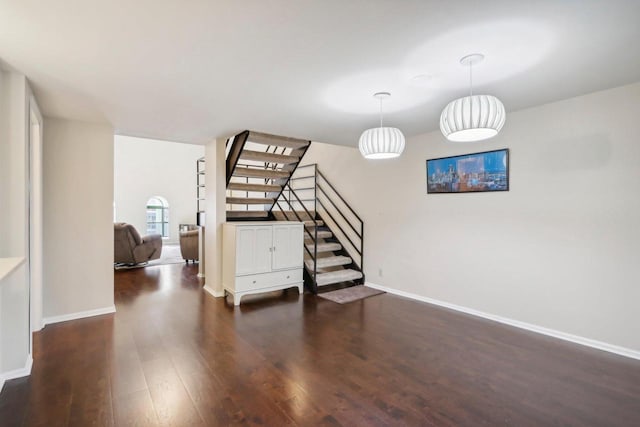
[1,263,639,426]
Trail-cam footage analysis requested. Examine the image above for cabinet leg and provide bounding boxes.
[234,293,241,306]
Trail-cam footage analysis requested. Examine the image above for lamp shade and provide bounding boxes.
[440,94,506,142]
[358,127,406,159]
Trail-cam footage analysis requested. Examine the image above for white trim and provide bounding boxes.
[0,354,33,392]
[42,305,116,327]
[365,282,640,361]
[203,285,224,298]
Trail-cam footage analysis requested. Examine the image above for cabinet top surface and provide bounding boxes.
[224,221,303,227]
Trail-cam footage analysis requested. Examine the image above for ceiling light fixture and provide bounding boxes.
[440,54,506,142]
[359,92,406,159]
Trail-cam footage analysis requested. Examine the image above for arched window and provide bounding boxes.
[146,196,169,237]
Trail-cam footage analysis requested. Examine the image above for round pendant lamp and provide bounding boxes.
[440,54,506,142]
[359,92,406,159]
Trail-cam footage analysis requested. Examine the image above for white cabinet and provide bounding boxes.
[272,224,304,271]
[222,222,304,305]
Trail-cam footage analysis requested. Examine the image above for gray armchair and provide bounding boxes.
[114,223,162,265]
[179,224,199,263]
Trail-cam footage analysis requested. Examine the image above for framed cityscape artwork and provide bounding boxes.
[426,148,509,194]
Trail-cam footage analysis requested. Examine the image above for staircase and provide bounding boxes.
[225,133,364,293]
[226,130,311,221]
[272,164,364,293]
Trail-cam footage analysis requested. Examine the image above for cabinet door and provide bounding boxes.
[272,224,303,270]
[236,226,273,276]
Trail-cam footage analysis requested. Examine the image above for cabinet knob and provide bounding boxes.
[252,280,256,284]
[286,275,290,279]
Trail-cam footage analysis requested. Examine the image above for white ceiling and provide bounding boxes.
[1,0,639,146]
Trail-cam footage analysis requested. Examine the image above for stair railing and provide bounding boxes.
[274,186,319,293]
[316,167,363,273]
[287,164,364,275]
[278,163,364,289]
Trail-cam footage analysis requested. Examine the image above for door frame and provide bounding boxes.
[28,93,44,345]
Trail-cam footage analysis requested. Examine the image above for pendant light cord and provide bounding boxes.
[469,60,474,124]
[469,62,473,96]
[379,96,383,128]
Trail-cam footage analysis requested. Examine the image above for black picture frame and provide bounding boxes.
[426,148,509,194]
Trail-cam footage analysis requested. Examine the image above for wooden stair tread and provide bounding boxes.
[226,211,269,218]
[316,269,363,286]
[228,182,281,192]
[304,230,332,240]
[232,167,290,179]
[273,211,316,222]
[303,220,324,227]
[239,150,300,164]
[276,210,316,217]
[226,197,274,205]
[305,255,352,270]
[306,242,341,253]
[248,131,310,150]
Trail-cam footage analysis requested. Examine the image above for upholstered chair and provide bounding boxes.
[179,225,199,263]
[114,223,163,265]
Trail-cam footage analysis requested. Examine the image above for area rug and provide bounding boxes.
[318,285,385,304]
[114,244,188,270]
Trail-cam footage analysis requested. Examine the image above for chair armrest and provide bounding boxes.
[180,229,199,238]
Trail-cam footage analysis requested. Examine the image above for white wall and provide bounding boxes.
[0,69,8,253]
[303,82,640,353]
[43,118,115,319]
[114,136,204,244]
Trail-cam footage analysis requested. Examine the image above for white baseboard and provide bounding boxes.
[42,305,116,327]
[365,282,640,361]
[0,354,33,392]
[203,285,224,298]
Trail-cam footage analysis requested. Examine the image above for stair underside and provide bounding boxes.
[239,150,300,165]
[305,255,351,270]
[226,211,269,219]
[226,197,274,205]
[228,182,281,192]
[233,167,290,179]
[306,242,341,253]
[247,131,310,150]
[316,269,363,286]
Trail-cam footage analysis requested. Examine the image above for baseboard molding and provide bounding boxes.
[365,282,640,361]
[42,305,116,327]
[0,353,33,392]
[203,285,224,298]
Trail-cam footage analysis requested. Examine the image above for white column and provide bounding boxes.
[203,138,226,297]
